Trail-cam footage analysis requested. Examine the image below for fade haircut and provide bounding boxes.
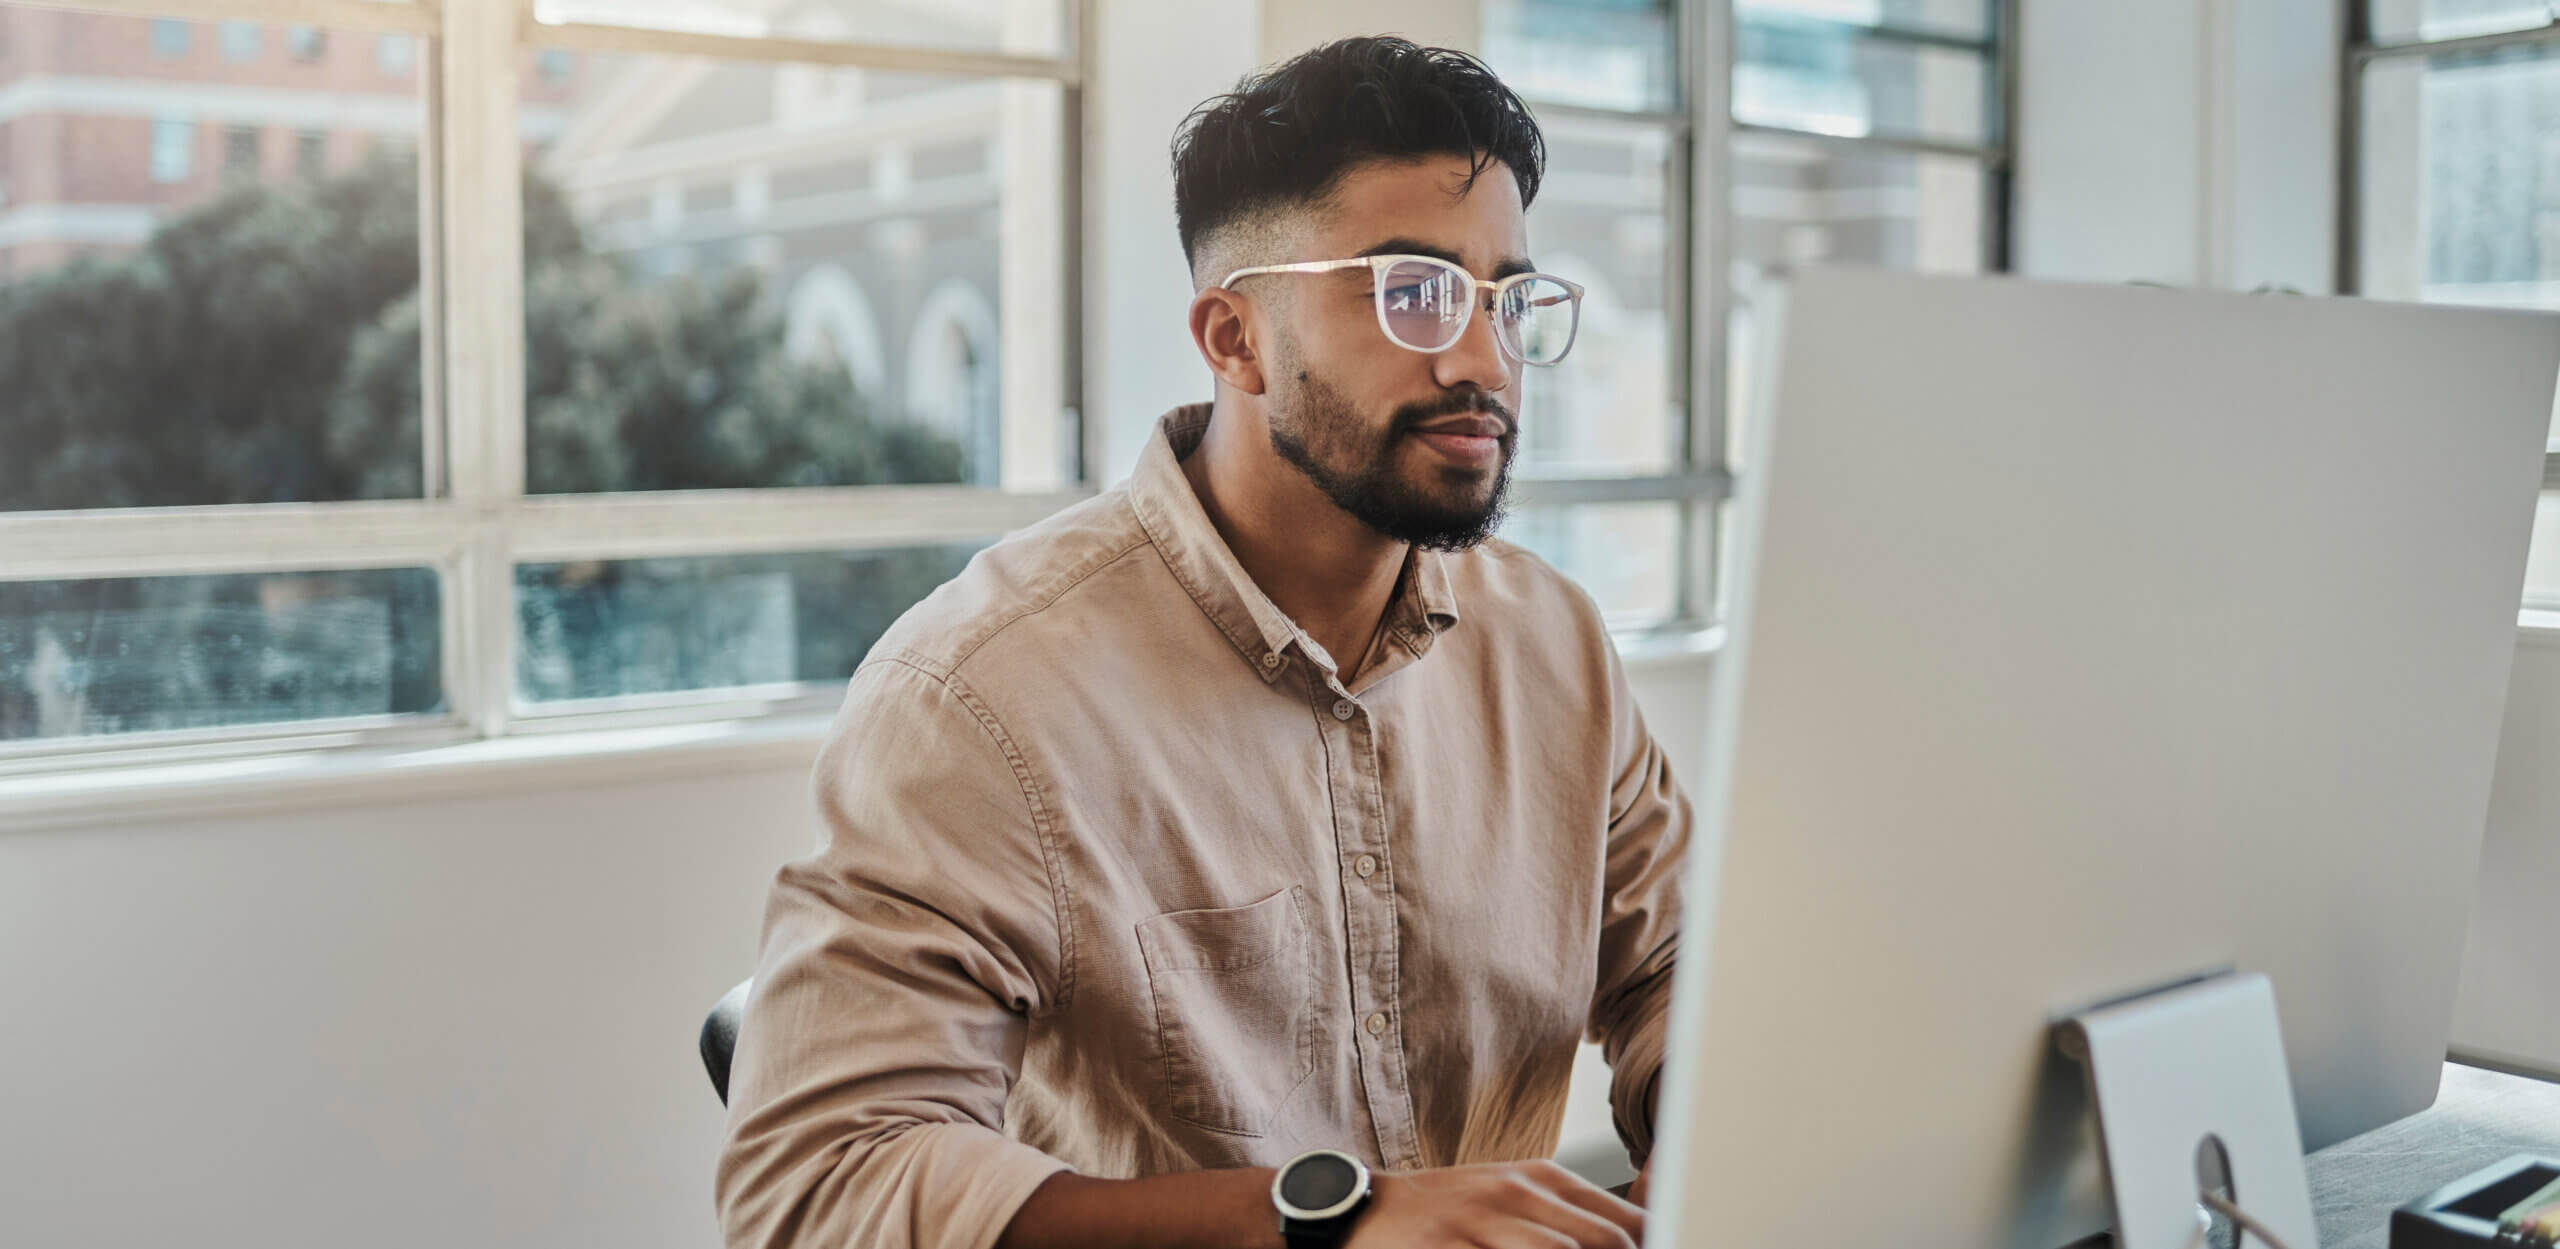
[1170,36,1546,282]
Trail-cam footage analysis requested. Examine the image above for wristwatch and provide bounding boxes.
[1272,1148,1373,1249]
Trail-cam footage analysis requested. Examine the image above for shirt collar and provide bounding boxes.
[1127,404,1463,685]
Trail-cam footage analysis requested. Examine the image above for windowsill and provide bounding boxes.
[2518,608,2560,645]
[0,627,1728,834]
[0,712,840,835]
[15,607,2556,833]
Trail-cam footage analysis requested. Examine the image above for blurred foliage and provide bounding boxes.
[0,150,977,737]
[0,146,962,508]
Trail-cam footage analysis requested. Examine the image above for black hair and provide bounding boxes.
[1170,36,1547,268]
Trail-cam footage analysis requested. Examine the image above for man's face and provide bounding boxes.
[1256,154,1530,552]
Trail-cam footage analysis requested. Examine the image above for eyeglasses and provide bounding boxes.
[1220,254,1586,366]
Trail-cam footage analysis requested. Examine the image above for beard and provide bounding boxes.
[1264,366,1517,553]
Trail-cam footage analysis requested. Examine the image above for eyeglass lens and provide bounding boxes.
[1375,258,1579,364]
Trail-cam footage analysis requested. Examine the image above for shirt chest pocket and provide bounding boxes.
[1135,886,1317,1137]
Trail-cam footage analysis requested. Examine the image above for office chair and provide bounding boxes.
[700,978,752,1105]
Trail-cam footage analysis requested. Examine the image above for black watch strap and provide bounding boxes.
[1282,1224,1350,1249]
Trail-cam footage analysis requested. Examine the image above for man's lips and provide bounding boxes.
[1408,414,1511,439]
[1408,413,1510,467]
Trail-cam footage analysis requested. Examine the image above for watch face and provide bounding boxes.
[1279,1152,1362,1215]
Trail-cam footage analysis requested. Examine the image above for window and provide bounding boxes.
[2348,3,2560,606]
[1,0,1077,756]
[295,129,327,178]
[287,25,325,61]
[375,33,414,75]
[221,124,259,179]
[1479,0,2015,629]
[217,19,259,62]
[150,18,189,57]
[148,117,194,183]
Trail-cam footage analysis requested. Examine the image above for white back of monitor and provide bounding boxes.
[1646,269,2560,1249]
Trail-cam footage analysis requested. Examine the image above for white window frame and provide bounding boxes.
[0,0,1090,772]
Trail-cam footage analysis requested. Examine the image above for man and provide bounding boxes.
[718,36,1689,1249]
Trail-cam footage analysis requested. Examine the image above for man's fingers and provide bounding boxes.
[1516,1183,1640,1249]
[1544,1173,1647,1241]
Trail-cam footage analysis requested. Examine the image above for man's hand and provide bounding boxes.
[1346,1159,1644,1249]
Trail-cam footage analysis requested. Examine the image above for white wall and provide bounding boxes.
[0,763,810,1248]
[0,666,1703,1249]
[1082,0,1260,481]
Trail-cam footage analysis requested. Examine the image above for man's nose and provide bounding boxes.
[1430,293,1514,395]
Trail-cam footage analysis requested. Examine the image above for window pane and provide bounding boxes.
[0,4,427,511]
[2357,48,2559,310]
[514,546,981,704]
[522,54,1068,493]
[1730,132,1988,273]
[2367,0,2558,44]
[1726,134,1988,469]
[2357,46,2560,441]
[1739,0,1991,41]
[1480,0,1677,113]
[0,569,443,742]
[529,0,1068,58]
[1519,118,1680,476]
[218,20,261,62]
[1736,11,1993,147]
[1501,502,1684,626]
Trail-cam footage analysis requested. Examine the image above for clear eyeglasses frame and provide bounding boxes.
[1219,253,1586,366]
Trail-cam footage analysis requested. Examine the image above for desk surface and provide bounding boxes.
[2308,1062,2560,1249]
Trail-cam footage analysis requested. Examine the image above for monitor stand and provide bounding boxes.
[2054,971,2321,1249]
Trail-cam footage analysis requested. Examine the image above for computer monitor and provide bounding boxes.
[1646,268,2560,1248]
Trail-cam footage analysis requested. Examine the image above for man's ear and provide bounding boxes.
[1190,287,1268,397]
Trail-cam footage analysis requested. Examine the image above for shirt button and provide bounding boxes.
[1365,1011,1389,1036]
[1354,854,1378,878]
[1332,699,1356,720]
[1261,651,1282,669]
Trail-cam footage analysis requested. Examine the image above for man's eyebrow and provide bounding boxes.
[1351,238,1536,280]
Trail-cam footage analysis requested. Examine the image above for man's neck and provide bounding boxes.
[1180,403,1408,684]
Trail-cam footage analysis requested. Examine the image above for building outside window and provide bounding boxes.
[149,17,188,56]
[286,24,324,61]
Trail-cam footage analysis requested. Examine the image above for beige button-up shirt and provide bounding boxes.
[718,405,1690,1249]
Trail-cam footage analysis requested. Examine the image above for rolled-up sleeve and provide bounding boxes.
[1584,644,1690,1167]
[718,658,1073,1249]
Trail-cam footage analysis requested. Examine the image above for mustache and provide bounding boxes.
[1388,391,1515,438]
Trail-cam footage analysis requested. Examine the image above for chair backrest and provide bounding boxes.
[700,978,753,1105]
